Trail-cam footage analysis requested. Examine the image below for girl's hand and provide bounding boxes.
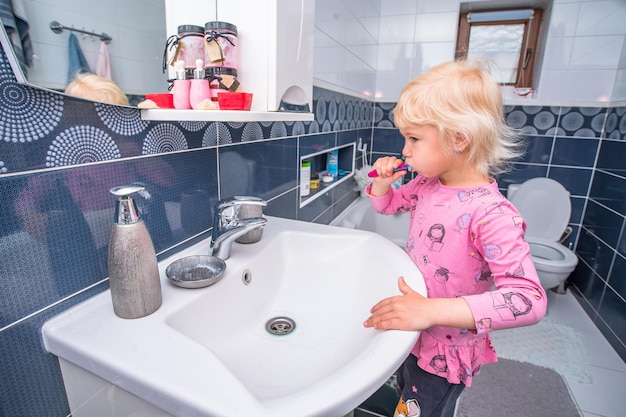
[369,156,407,196]
[363,277,433,331]
[363,277,477,331]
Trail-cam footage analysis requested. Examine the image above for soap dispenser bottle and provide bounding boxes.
[108,185,162,319]
[172,59,191,109]
[189,58,211,109]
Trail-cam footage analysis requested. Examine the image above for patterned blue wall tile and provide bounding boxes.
[313,86,374,132]
[505,105,560,135]
[373,102,396,127]
[604,106,626,140]
[557,107,607,138]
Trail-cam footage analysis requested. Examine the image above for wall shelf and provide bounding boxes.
[141,109,314,122]
[300,142,356,208]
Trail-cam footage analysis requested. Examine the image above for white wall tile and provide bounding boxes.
[542,36,574,70]
[411,42,456,73]
[549,2,581,37]
[346,44,379,70]
[342,0,382,19]
[338,71,378,96]
[570,35,624,69]
[619,34,626,69]
[416,0,459,13]
[563,69,615,102]
[314,0,625,104]
[376,43,413,72]
[611,69,626,102]
[536,70,569,101]
[380,0,417,16]
[375,70,411,100]
[413,12,458,42]
[378,15,416,44]
[576,1,626,36]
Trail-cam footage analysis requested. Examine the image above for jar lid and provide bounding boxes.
[206,67,238,77]
[301,160,311,167]
[178,25,204,34]
[204,21,238,34]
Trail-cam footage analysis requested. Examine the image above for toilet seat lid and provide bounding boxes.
[508,178,571,241]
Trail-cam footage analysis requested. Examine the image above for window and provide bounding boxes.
[456,8,543,88]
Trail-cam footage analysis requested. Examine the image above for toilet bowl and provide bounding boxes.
[507,178,578,290]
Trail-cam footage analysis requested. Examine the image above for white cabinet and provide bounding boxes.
[159,0,314,121]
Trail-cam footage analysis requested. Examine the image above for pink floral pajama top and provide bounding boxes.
[367,175,547,387]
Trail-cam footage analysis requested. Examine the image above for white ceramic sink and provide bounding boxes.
[42,216,424,417]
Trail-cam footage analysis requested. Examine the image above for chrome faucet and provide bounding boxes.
[209,196,267,259]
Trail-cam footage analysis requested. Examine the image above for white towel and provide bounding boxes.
[95,41,111,80]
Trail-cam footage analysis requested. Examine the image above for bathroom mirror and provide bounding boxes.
[1,0,168,104]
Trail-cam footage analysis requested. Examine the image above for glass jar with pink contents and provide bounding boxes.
[204,21,238,71]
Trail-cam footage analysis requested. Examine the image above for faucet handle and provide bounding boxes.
[214,196,267,231]
[215,196,267,212]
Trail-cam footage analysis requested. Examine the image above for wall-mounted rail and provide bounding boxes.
[49,21,112,44]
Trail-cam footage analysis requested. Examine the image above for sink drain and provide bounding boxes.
[265,317,296,335]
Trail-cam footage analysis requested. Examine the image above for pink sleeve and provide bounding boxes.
[461,202,547,334]
[365,181,416,215]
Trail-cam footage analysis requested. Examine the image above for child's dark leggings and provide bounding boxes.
[393,354,466,417]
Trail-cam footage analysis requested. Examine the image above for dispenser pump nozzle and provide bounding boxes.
[110,185,144,225]
[194,58,205,79]
[175,60,186,80]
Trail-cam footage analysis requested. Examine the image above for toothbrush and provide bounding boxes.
[367,164,410,178]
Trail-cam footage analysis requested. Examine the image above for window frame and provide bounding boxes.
[455,8,543,88]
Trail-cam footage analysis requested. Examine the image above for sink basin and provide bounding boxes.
[42,216,424,417]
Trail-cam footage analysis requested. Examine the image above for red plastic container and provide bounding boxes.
[217,92,252,110]
[145,93,174,109]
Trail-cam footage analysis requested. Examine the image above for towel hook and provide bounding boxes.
[50,21,112,44]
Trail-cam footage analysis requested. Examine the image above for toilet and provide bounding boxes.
[507,178,578,290]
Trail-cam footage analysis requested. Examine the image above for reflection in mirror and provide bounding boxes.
[0,0,167,105]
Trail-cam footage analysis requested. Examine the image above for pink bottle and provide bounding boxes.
[189,59,211,109]
[172,60,191,109]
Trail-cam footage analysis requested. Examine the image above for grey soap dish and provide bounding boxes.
[165,255,226,289]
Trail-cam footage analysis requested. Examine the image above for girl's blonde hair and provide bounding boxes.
[65,73,130,106]
[392,59,522,177]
